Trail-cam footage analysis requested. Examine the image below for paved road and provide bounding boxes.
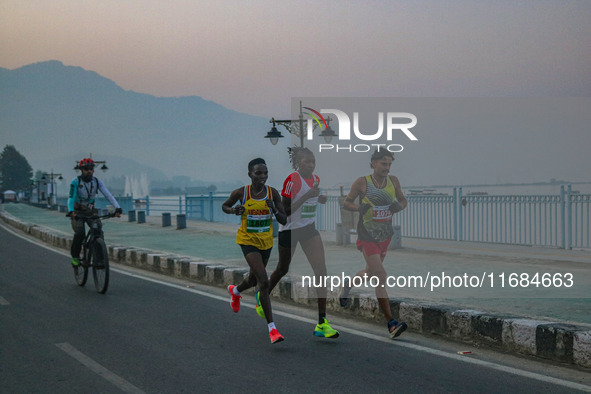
[2,224,590,392]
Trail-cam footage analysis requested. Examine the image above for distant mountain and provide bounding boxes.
[0,60,290,186]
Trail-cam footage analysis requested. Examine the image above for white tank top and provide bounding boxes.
[279,172,319,231]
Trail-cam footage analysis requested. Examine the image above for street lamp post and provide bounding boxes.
[74,154,109,172]
[264,101,337,147]
[41,170,63,206]
[30,179,43,204]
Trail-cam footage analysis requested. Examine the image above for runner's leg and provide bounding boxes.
[300,234,327,317]
[362,250,393,322]
[268,244,296,293]
[244,251,274,324]
[237,270,258,293]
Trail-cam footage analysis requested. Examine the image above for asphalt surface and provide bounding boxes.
[2,223,591,393]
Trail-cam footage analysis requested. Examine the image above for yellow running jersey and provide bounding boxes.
[358,175,397,242]
[236,185,274,250]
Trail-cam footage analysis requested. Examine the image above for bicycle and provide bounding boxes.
[70,212,115,294]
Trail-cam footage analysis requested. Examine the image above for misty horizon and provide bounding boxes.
[2,62,590,194]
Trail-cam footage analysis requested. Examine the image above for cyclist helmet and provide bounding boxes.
[79,158,95,169]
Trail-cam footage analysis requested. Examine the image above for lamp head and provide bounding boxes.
[264,120,284,145]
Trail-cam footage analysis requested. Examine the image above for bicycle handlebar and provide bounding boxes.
[96,213,118,219]
[66,212,121,219]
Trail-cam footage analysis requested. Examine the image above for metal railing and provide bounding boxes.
[394,192,457,241]
[459,192,563,246]
[455,185,589,249]
[569,191,591,249]
[127,185,588,249]
[137,196,185,217]
[133,194,241,225]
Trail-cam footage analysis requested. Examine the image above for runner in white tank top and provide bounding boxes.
[268,147,340,339]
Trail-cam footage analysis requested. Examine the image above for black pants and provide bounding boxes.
[70,216,102,258]
[70,217,86,258]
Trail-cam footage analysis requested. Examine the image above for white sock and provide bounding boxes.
[268,322,276,332]
[232,287,240,296]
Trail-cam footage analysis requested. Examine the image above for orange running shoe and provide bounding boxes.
[269,328,284,344]
[228,285,241,313]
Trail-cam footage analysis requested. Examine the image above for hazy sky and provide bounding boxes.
[2,0,591,188]
[2,0,590,118]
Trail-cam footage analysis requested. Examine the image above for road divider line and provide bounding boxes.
[56,342,145,394]
[4,222,590,392]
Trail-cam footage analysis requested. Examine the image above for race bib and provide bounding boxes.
[246,214,271,233]
[301,202,317,219]
[372,205,392,222]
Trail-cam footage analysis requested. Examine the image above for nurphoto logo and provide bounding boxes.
[304,107,418,153]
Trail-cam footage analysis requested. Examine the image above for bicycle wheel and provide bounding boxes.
[74,246,89,286]
[92,238,110,294]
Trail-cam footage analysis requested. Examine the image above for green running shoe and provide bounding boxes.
[71,257,80,267]
[314,318,340,339]
[255,290,266,319]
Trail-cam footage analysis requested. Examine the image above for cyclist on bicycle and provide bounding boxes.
[68,158,122,267]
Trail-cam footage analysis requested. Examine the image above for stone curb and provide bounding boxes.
[1,209,590,369]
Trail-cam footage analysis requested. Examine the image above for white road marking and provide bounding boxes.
[56,342,145,394]
[0,221,70,253]
[3,221,590,392]
[115,269,591,392]
[0,296,9,305]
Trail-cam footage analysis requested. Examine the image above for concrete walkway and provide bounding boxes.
[2,203,591,368]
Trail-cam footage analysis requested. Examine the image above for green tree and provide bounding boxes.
[0,145,33,191]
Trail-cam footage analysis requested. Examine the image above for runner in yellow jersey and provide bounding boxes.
[342,149,409,339]
[222,158,287,344]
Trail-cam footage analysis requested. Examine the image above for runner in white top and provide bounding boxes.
[265,147,340,339]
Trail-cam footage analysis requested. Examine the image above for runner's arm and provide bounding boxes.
[283,174,321,215]
[281,195,293,216]
[390,175,407,211]
[269,187,287,225]
[291,175,323,213]
[222,188,244,215]
[343,177,366,212]
[280,174,297,216]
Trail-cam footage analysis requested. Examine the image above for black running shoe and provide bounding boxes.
[339,285,352,307]
[388,319,408,339]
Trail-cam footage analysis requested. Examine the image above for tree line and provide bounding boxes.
[0,145,33,192]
